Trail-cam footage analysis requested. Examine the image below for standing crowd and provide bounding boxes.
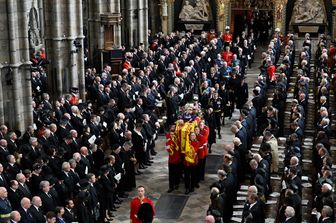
[0,21,334,223]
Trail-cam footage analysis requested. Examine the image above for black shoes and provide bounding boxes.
[114,200,122,205]
[119,193,128,198]
[139,164,147,169]
[185,189,190,195]
[167,188,174,193]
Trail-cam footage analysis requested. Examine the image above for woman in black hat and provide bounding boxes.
[99,165,115,221]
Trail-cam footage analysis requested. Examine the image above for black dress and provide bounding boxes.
[119,149,136,191]
[205,112,216,145]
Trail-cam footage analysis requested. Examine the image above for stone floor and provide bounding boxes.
[112,61,261,222]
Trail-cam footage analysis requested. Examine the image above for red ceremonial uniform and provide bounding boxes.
[130,197,155,223]
[199,126,209,157]
[328,47,336,68]
[173,61,181,76]
[223,33,233,44]
[166,133,181,164]
[267,65,276,82]
[222,51,233,66]
[122,61,132,70]
[183,140,199,166]
[69,95,79,105]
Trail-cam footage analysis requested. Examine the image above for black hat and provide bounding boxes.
[49,177,57,185]
[79,179,89,189]
[78,103,87,110]
[111,144,121,151]
[32,163,42,171]
[100,164,109,173]
[70,87,79,94]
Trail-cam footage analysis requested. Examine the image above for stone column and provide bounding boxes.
[77,0,85,99]
[0,66,4,125]
[20,0,33,126]
[127,0,137,47]
[38,0,44,39]
[143,0,148,47]
[7,0,24,131]
[44,0,63,98]
[137,0,148,46]
[167,0,174,33]
[68,0,78,89]
[333,0,336,39]
[160,0,169,34]
[112,0,122,47]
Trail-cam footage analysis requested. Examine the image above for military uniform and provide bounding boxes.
[0,198,12,222]
[209,96,224,138]
[166,132,182,192]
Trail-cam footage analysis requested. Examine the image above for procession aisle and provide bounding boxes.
[112,48,263,223]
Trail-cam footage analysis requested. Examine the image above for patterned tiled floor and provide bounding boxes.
[112,65,260,223]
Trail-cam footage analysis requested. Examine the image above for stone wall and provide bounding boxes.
[0,0,33,132]
[44,0,85,100]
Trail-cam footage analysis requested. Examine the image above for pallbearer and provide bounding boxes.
[183,132,199,194]
[166,125,182,193]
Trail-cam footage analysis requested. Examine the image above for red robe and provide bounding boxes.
[130,197,155,223]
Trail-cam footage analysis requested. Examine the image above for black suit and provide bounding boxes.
[29,206,45,223]
[6,163,21,181]
[38,137,50,152]
[21,146,41,169]
[62,172,75,199]
[76,202,92,223]
[7,140,18,155]
[8,188,21,210]
[284,217,297,223]
[56,126,70,141]
[39,192,56,213]
[0,147,10,164]
[18,206,33,223]
[71,115,84,135]
[88,183,99,220]
[48,133,59,146]
[63,208,75,223]
[242,201,265,223]
[17,183,32,199]
[0,174,8,188]
[320,218,333,223]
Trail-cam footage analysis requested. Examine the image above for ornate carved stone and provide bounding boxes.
[179,0,212,22]
[290,0,326,24]
[28,7,42,49]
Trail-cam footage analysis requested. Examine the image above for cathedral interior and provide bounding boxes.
[0,0,336,222]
